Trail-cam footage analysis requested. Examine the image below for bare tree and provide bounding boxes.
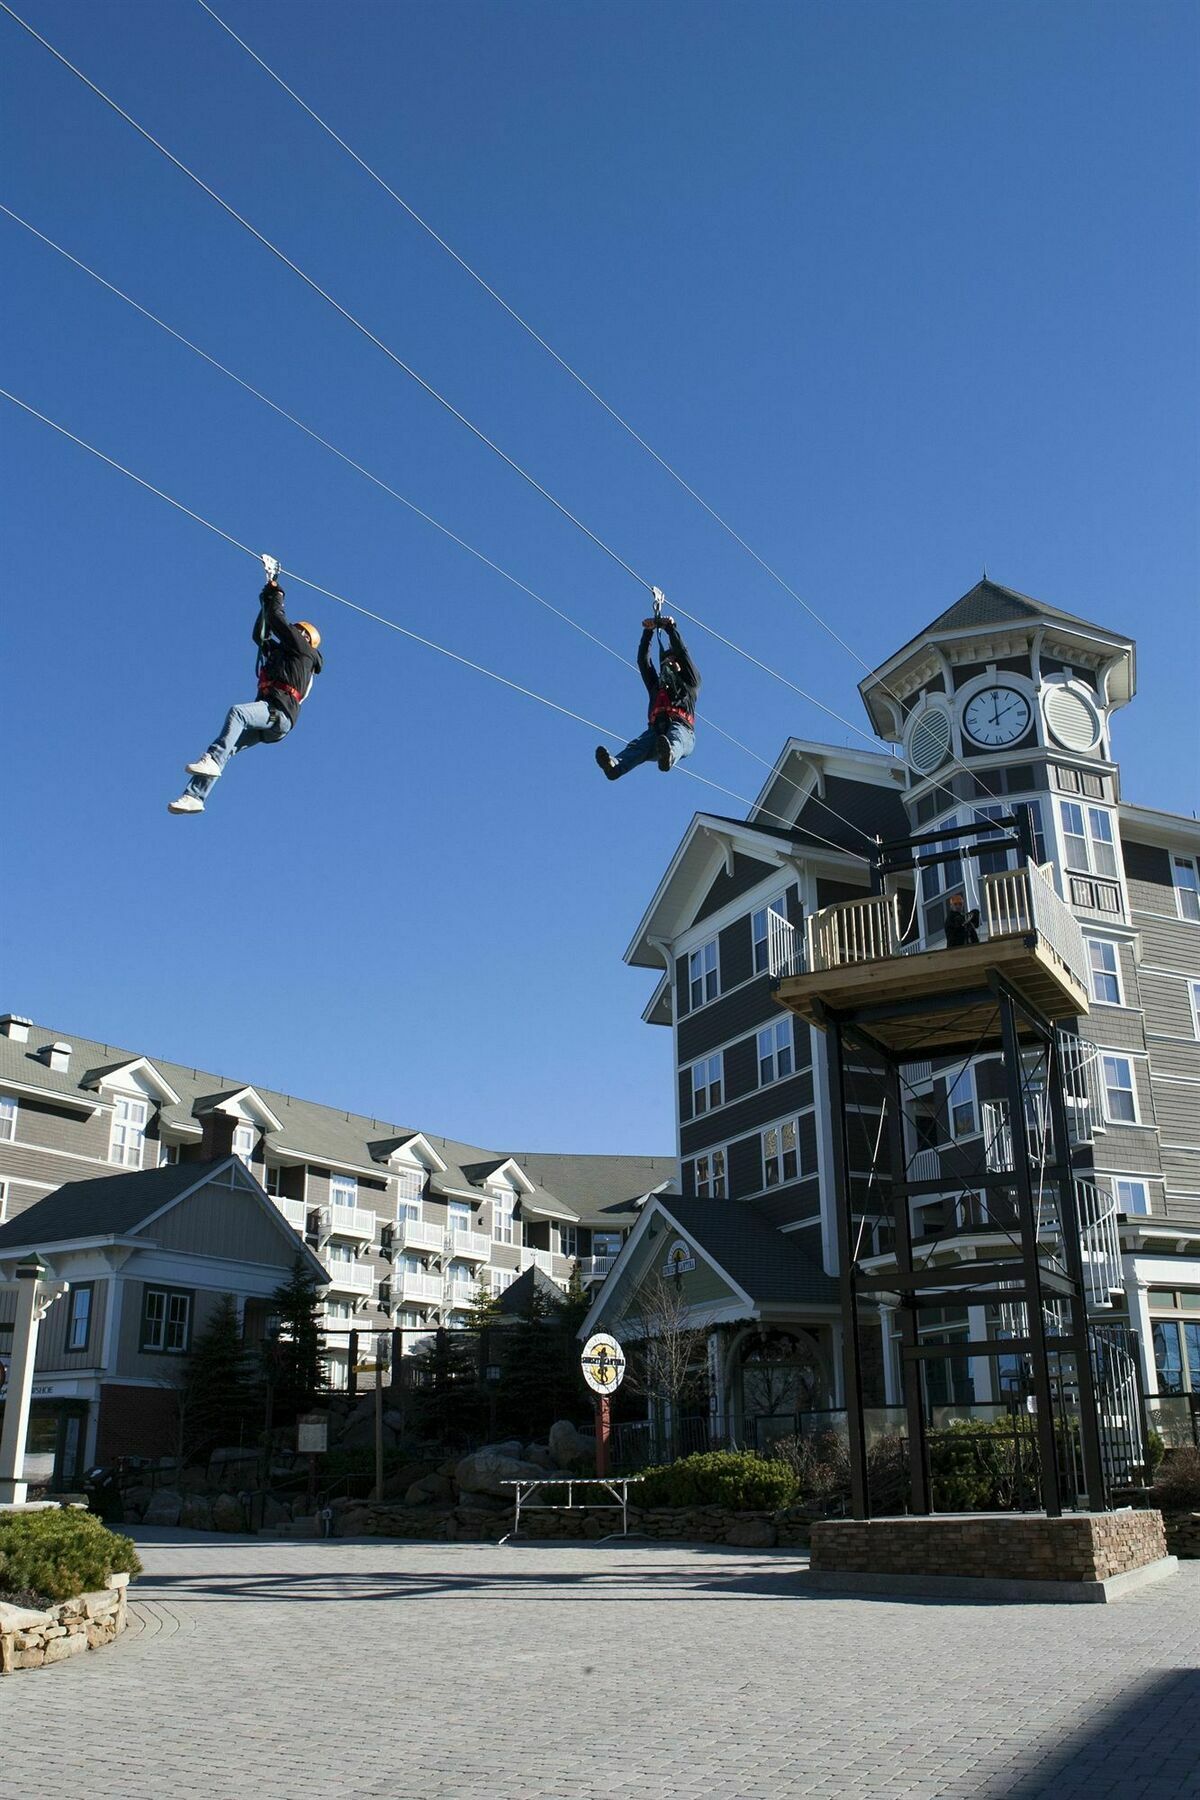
[615,1274,713,1461]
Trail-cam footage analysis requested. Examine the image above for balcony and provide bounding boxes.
[394,1269,443,1307]
[773,863,1090,1054]
[272,1196,308,1233]
[394,1218,444,1257]
[446,1227,491,1263]
[577,1253,616,1283]
[907,1146,941,1185]
[520,1246,557,1278]
[321,1258,376,1298]
[321,1203,377,1244]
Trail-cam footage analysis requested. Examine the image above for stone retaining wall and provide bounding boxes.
[279,1500,815,1547]
[0,1573,129,1675]
[1163,1512,1200,1559]
[811,1512,1168,1583]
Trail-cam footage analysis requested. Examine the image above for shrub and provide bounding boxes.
[636,1450,798,1511]
[1153,1445,1200,1513]
[1145,1428,1165,1476]
[769,1430,910,1514]
[928,1418,1041,1512]
[0,1508,141,1605]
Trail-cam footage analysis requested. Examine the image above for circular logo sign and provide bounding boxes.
[662,1238,696,1279]
[580,1333,626,1394]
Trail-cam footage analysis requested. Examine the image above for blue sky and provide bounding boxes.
[2,1,1196,1152]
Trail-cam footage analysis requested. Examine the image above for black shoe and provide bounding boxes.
[656,736,673,772]
[595,745,620,781]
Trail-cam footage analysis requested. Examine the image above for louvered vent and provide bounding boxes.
[909,708,951,773]
[1044,685,1099,751]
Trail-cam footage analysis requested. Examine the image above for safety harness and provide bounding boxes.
[255,551,312,714]
[647,584,695,729]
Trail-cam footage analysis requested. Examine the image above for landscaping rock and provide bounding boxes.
[725,1517,777,1548]
[548,1420,596,1470]
[121,1484,154,1521]
[406,1473,454,1506]
[142,1489,183,1526]
[455,1449,547,1498]
[383,1461,437,1501]
[210,1493,246,1532]
[181,1495,213,1531]
[260,1494,292,1529]
[524,1443,556,1471]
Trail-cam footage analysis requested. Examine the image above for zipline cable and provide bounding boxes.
[0,386,871,866]
[192,0,1007,818]
[0,206,875,852]
[1,2,991,827]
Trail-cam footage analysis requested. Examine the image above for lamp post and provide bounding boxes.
[372,1333,391,1504]
[0,1255,65,1506]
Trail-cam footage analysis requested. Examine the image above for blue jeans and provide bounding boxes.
[184,699,290,799]
[611,719,694,777]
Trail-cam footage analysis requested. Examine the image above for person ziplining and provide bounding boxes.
[595,591,700,781]
[169,557,323,814]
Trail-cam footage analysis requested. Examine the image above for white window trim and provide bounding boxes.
[1110,1177,1150,1217]
[1190,981,1200,1042]
[1086,936,1125,1007]
[0,1178,8,1224]
[1100,1054,1140,1126]
[1057,799,1120,880]
[760,1113,808,1190]
[948,1065,978,1140]
[691,1146,728,1200]
[687,1052,723,1116]
[329,1172,359,1207]
[0,1094,15,1143]
[1170,853,1200,923]
[109,1092,150,1169]
[687,936,720,1012]
[757,1018,795,1088]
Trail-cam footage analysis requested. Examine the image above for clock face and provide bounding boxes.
[962,686,1032,748]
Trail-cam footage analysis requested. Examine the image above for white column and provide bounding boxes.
[879,1306,900,1406]
[0,1258,66,1506]
[1125,1272,1156,1397]
[967,1304,994,1402]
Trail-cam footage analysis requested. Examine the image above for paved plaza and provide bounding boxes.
[3,1528,1198,1798]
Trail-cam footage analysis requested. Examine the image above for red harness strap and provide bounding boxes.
[258,673,304,707]
[649,691,694,729]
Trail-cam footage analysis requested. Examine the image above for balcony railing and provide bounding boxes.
[272,1196,308,1232]
[577,1253,617,1282]
[322,1258,376,1297]
[520,1246,557,1277]
[807,892,900,971]
[446,1228,491,1263]
[395,1269,443,1306]
[766,910,805,979]
[394,1217,443,1256]
[907,1146,941,1185]
[321,1203,376,1243]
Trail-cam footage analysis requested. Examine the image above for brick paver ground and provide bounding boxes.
[4,1528,1198,1798]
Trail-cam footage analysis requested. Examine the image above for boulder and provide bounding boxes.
[548,1420,597,1471]
[524,1443,556,1471]
[338,1507,375,1537]
[122,1485,153,1521]
[142,1489,183,1526]
[260,1494,292,1529]
[211,1492,247,1532]
[181,1494,213,1530]
[725,1517,777,1548]
[405,1473,454,1506]
[454,1449,548,1498]
[383,1410,407,1431]
[383,1460,439,1501]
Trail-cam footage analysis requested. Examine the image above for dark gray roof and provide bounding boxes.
[495,1265,568,1316]
[0,1160,225,1248]
[655,1197,838,1307]
[880,580,1129,674]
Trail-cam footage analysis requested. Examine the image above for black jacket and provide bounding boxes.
[944,905,980,948]
[253,585,323,728]
[637,622,700,729]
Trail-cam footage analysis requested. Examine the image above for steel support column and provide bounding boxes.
[884,1058,931,1513]
[822,1012,869,1518]
[1045,1030,1107,1509]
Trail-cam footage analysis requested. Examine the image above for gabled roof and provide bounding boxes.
[495,1265,568,1316]
[460,1157,536,1194]
[923,579,1118,639]
[0,1161,213,1246]
[190,1086,283,1133]
[80,1056,180,1106]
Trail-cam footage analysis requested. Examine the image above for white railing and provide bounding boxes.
[982,1099,1014,1174]
[1076,1180,1123,1309]
[446,1228,491,1262]
[980,866,1033,939]
[394,1217,443,1256]
[578,1253,616,1282]
[980,862,1089,995]
[321,1203,376,1242]
[905,1060,933,1086]
[908,1146,941,1185]
[806,892,899,972]
[767,909,805,979]
[322,1258,376,1296]
[272,1196,307,1232]
[1057,1031,1106,1144]
[520,1246,557,1277]
[395,1269,443,1305]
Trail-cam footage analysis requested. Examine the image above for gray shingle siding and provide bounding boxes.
[679,1070,815,1159]
[693,853,780,926]
[677,974,779,1064]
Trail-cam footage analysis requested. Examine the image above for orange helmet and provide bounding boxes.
[297,621,322,650]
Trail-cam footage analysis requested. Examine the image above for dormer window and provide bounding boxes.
[110,1094,149,1167]
[232,1121,256,1163]
[491,1186,516,1244]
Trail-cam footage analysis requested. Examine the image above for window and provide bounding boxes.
[689,1053,723,1115]
[694,1150,727,1199]
[948,1067,977,1138]
[1172,855,1200,922]
[762,1120,799,1187]
[492,1188,515,1244]
[592,1231,623,1259]
[1113,1178,1150,1216]
[920,814,962,902]
[109,1095,149,1168]
[0,1179,7,1224]
[395,1166,425,1206]
[0,1095,15,1142]
[330,1173,358,1209]
[66,1283,93,1352]
[327,1242,354,1264]
[324,1299,352,1322]
[448,1200,472,1236]
[752,897,789,974]
[1101,1055,1137,1124]
[140,1286,192,1353]
[559,1226,578,1258]
[1087,939,1123,1006]
[1191,981,1200,1041]
[1059,802,1118,878]
[758,1019,794,1086]
[688,938,719,1009]
[232,1121,256,1162]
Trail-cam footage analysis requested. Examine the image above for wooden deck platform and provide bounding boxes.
[775,932,1090,1053]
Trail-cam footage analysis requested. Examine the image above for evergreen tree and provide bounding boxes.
[407,1325,484,1444]
[267,1256,327,1423]
[180,1293,259,1462]
[495,1281,588,1441]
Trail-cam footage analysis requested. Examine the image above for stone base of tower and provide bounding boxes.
[806,1512,1176,1604]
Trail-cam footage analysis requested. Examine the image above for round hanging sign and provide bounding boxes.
[580,1333,626,1394]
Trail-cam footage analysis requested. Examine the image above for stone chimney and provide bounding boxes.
[44,1041,72,1073]
[0,1015,31,1042]
[199,1111,238,1161]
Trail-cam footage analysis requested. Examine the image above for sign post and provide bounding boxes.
[580,1333,626,1479]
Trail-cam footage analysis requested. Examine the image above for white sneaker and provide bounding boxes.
[168,794,205,814]
[185,753,221,779]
